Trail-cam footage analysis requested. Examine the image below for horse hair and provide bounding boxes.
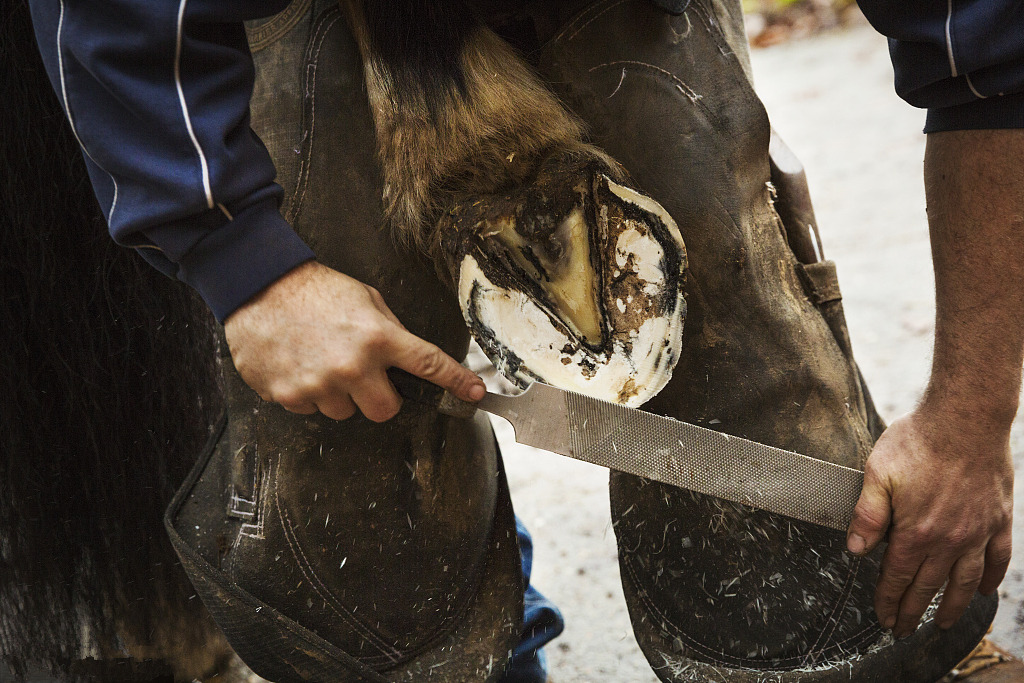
[1,1,225,678]
[344,0,620,259]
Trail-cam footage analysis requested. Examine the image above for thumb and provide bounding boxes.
[389,328,486,403]
[847,467,892,556]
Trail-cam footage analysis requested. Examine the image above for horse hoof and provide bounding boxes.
[440,152,686,406]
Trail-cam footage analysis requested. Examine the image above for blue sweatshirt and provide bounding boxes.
[28,0,315,322]
[27,0,1024,322]
[857,0,1024,133]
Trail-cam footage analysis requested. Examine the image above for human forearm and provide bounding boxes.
[27,1,484,420]
[847,128,1022,637]
[922,129,1024,429]
[27,0,312,321]
[224,262,486,421]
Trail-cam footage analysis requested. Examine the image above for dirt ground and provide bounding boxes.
[498,22,1024,681]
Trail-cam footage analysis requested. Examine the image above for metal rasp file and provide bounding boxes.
[387,370,865,531]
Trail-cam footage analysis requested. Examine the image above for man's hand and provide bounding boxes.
[847,408,1013,638]
[847,129,1024,639]
[223,261,486,421]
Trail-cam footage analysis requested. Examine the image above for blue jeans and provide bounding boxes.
[502,517,565,683]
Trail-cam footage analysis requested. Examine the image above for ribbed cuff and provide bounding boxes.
[925,91,1024,133]
[177,197,315,322]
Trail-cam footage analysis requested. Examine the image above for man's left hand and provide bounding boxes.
[846,406,1013,638]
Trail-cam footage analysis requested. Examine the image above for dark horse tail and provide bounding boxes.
[1,2,225,679]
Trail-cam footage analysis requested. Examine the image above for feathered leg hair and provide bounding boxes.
[342,0,623,255]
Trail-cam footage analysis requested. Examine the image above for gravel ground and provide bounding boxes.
[499,22,1024,681]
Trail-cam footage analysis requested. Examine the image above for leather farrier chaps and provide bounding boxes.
[536,0,996,680]
[164,0,999,681]
[165,2,523,681]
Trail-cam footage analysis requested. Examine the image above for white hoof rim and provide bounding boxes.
[441,154,687,407]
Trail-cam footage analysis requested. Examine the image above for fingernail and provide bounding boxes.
[882,616,895,630]
[939,620,953,630]
[847,533,865,555]
[468,383,486,401]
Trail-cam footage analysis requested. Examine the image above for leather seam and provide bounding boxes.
[286,9,341,224]
[688,0,737,64]
[623,553,879,668]
[557,0,629,44]
[624,555,756,667]
[802,557,860,665]
[274,461,403,663]
[587,61,706,110]
[247,0,313,53]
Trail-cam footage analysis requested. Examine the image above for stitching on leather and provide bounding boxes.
[292,15,337,218]
[585,59,729,144]
[588,60,703,104]
[623,554,876,668]
[623,556,754,666]
[829,622,884,650]
[274,462,403,662]
[373,473,513,665]
[228,491,255,518]
[689,0,738,63]
[227,422,266,580]
[238,467,269,539]
[804,561,857,656]
[688,1,724,52]
[275,476,400,661]
[802,557,860,665]
[287,10,341,223]
[550,0,616,44]
[229,443,261,519]
[233,442,268,537]
[562,0,629,44]
[248,0,313,53]
[824,560,868,649]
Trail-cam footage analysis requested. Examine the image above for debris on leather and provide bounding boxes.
[942,637,1021,681]
[538,0,998,679]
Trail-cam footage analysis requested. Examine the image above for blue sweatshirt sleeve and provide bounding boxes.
[857,0,1024,133]
[28,0,315,322]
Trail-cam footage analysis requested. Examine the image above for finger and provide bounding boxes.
[893,556,952,638]
[315,394,358,421]
[979,528,1013,595]
[270,384,322,415]
[847,466,892,556]
[874,541,927,631]
[349,370,403,423]
[388,329,485,402]
[367,287,405,328]
[936,551,986,629]
[278,400,318,415]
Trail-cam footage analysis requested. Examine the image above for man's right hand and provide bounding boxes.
[223,261,486,421]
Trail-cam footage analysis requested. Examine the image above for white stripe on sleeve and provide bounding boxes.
[944,0,959,78]
[175,0,215,209]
